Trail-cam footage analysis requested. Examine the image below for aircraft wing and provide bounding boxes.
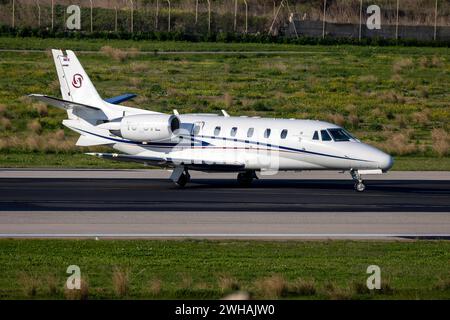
[87,152,245,171]
[86,153,167,166]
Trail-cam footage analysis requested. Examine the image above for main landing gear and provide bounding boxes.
[171,166,190,188]
[350,169,366,192]
[237,170,257,187]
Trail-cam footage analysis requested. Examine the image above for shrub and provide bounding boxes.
[434,279,450,291]
[224,92,233,108]
[100,46,139,62]
[46,274,60,296]
[323,282,357,299]
[352,281,370,294]
[431,128,449,157]
[289,279,317,296]
[19,273,40,298]
[328,114,346,126]
[376,132,418,155]
[27,120,42,133]
[64,278,89,300]
[148,278,162,296]
[218,274,240,293]
[32,102,48,116]
[392,58,414,73]
[254,275,289,299]
[112,267,130,297]
[0,117,12,130]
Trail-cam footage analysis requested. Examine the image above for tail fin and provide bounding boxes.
[52,49,104,106]
[49,49,158,122]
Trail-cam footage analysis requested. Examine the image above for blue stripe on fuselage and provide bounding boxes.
[76,128,372,162]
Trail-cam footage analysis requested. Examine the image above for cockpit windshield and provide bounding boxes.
[327,128,353,142]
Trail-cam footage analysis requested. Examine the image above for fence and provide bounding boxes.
[0,0,449,41]
[287,20,450,41]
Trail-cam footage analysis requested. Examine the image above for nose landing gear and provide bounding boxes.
[350,170,366,192]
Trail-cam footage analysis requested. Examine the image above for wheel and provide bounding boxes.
[175,172,189,188]
[354,181,366,192]
[237,172,254,187]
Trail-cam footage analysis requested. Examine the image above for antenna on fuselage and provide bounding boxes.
[221,110,230,117]
[173,109,179,115]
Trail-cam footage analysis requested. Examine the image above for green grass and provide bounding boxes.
[0,239,449,300]
[392,157,450,171]
[3,37,449,53]
[0,152,142,169]
[0,37,448,168]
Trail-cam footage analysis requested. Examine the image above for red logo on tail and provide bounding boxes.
[72,73,83,88]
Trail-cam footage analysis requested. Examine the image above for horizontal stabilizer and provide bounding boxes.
[76,135,113,147]
[104,94,137,105]
[29,94,101,111]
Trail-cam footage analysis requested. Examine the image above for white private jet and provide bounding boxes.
[29,49,393,191]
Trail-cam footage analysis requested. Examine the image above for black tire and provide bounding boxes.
[175,173,188,188]
[237,172,253,187]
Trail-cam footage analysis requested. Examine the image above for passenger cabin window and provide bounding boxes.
[280,129,288,139]
[264,128,271,138]
[230,127,237,137]
[320,130,332,141]
[193,125,201,135]
[214,126,221,136]
[247,128,254,138]
[313,131,319,140]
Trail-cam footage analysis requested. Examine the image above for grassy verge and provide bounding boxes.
[391,156,450,171]
[0,153,449,171]
[2,37,450,53]
[0,37,448,167]
[0,153,142,169]
[0,239,449,300]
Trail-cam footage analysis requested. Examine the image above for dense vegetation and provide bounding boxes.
[1,25,449,47]
[0,239,449,299]
[0,37,448,168]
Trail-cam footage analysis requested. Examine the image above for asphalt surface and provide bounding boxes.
[0,170,449,238]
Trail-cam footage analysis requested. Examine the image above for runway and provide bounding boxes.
[1,169,449,239]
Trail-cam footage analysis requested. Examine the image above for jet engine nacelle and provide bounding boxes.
[99,114,180,142]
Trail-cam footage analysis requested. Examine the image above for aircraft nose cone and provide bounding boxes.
[378,153,394,171]
[359,143,393,171]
